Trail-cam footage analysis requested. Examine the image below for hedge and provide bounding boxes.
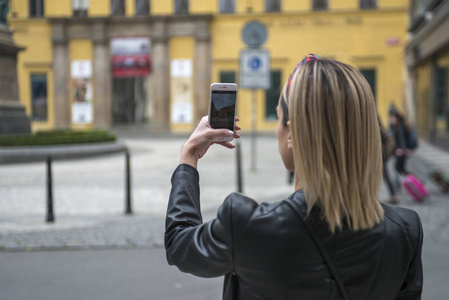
[0,130,116,147]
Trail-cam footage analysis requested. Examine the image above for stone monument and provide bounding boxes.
[0,0,31,135]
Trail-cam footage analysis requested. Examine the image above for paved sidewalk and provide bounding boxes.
[0,135,448,251]
[1,135,448,300]
[0,135,293,251]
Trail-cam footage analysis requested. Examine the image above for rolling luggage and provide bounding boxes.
[401,174,428,202]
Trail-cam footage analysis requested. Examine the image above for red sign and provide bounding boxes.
[386,37,401,47]
[112,55,151,77]
[111,37,151,78]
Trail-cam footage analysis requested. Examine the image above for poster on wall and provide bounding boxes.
[71,60,93,124]
[171,59,193,124]
[111,36,151,78]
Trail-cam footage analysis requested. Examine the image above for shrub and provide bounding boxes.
[0,130,116,146]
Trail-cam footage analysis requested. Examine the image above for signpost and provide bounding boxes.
[240,21,270,171]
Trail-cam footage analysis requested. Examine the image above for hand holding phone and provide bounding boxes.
[208,83,238,142]
[180,116,239,169]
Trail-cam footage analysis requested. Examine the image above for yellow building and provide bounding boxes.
[7,0,408,133]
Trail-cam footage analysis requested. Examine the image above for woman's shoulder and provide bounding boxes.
[382,204,423,243]
[218,192,290,226]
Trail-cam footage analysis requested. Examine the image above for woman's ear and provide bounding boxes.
[287,121,293,150]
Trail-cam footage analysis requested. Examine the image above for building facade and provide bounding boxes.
[405,0,449,142]
[8,0,408,133]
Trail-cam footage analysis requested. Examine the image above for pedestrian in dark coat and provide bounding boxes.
[388,107,411,176]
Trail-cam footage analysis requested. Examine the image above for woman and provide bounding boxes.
[165,56,423,299]
[381,123,400,204]
[389,107,411,176]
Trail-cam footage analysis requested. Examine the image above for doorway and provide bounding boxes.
[112,77,147,124]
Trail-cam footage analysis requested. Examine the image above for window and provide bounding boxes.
[408,0,427,32]
[73,0,89,17]
[175,0,188,14]
[312,0,328,11]
[436,67,448,118]
[410,0,426,20]
[360,69,376,100]
[111,0,126,16]
[29,0,44,18]
[220,71,236,84]
[220,0,234,14]
[31,74,48,121]
[136,0,150,15]
[266,0,281,12]
[360,0,377,9]
[265,71,281,120]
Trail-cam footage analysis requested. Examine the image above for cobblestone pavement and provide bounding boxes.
[0,135,292,251]
[0,135,448,251]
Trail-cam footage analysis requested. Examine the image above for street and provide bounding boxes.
[0,248,223,300]
[1,135,449,299]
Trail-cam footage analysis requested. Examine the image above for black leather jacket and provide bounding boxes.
[165,164,423,300]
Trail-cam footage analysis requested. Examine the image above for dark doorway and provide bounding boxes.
[112,77,147,124]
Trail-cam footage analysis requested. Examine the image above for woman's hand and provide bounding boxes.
[180,116,241,169]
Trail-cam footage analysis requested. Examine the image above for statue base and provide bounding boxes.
[0,26,31,135]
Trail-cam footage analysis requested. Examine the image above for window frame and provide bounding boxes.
[266,0,281,13]
[174,0,189,14]
[73,0,89,17]
[436,67,448,118]
[30,73,48,122]
[220,0,235,14]
[29,0,44,18]
[360,0,377,10]
[111,0,126,16]
[312,0,328,11]
[360,68,377,101]
[265,70,282,121]
[135,0,150,16]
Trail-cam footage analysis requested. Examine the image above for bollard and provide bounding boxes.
[125,149,132,214]
[46,155,55,223]
[236,141,243,193]
[288,171,294,185]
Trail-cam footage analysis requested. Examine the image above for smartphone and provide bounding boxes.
[208,83,238,142]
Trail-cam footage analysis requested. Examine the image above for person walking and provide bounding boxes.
[165,55,423,300]
[388,106,411,176]
[381,123,400,204]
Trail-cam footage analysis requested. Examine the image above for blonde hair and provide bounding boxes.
[287,59,384,232]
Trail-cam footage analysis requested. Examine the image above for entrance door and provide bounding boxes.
[112,77,147,124]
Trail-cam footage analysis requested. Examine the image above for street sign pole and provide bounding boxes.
[240,21,269,173]
[251,89,257,171]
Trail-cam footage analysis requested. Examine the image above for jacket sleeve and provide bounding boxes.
[396,210,424,300]
[164,164,235,278]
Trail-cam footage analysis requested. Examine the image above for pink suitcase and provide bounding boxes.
[401,174,428,202]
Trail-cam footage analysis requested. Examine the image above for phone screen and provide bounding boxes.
[210,90,237,131]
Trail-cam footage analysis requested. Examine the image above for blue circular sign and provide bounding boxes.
[249,56,262,70]
[242,21,268,47]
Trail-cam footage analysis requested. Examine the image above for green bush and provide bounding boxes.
[0,130,116,146]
